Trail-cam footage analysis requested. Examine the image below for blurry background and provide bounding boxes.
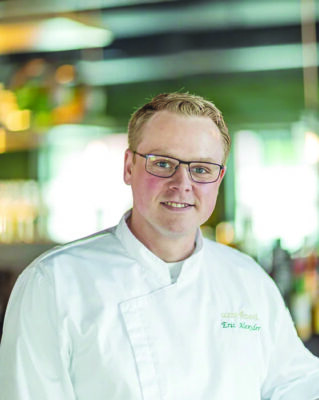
[0,0,319,350]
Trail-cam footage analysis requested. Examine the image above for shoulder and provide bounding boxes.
[202,240,287,323]
[203,238,278,292]
[203,238,259,271]
[24,225,121,275]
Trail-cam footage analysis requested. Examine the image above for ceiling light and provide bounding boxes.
[0,16,113,54]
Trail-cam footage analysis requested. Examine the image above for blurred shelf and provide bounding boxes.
[0,242,57,272]
[0,130,47,153]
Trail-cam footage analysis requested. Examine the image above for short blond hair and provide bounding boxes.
[128,92,231,162]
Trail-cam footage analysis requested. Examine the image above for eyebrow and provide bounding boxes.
[146,150,216,163]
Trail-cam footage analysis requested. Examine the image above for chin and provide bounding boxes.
[157,223,197,238]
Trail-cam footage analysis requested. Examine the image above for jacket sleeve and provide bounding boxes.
[0,262,76,400]
[261,286,319,400]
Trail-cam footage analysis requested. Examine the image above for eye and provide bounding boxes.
[191,165,210,174]
[156,161,172,169]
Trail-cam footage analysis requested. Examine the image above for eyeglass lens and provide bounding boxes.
[145,155,221,183]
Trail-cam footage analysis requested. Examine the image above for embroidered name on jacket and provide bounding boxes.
[220,311,262,331]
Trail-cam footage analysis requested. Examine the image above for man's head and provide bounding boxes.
[128,92,230,163]
[124,92,230,256]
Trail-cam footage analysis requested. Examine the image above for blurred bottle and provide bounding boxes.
[239,215,257,259]
[310,252,319,335]
[295,242,319,337]
[313,293,319,335]
[0,180,49,244]
[271,238,292,304]
[290,258,312,341]
[304,251,318,302]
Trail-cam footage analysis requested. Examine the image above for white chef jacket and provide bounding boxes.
[1,212,319,400]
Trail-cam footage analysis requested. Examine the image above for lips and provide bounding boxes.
[161,201,194,208]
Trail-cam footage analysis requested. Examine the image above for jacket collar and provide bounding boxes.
[115,210,204,286]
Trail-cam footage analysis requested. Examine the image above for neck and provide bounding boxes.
[126,215,196,262]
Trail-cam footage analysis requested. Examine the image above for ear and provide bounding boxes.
[218,165,227,185]
[123,149,134,185]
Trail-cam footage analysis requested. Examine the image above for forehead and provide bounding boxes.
[144,110,217,128]
[138,110,224,161]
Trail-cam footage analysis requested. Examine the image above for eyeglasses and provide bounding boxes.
[134,152,224,183]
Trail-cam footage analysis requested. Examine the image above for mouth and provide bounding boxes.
[161,201,194,209]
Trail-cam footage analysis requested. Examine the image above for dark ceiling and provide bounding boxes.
[0,0,318,126]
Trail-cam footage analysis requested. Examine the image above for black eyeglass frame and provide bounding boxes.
[133,151,224,184]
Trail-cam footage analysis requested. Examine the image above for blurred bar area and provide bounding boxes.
[0,0,319,355]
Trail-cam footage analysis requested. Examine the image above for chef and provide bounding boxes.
[0,92,319,399]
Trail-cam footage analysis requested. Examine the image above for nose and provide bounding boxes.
[168,164,193,191]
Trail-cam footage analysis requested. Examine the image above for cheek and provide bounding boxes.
[199,185,219,213]
[144,174,163,191]
[132,174,164,206]
[138,175,164,199]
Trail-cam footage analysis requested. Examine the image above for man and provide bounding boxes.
[0,92,318,399]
